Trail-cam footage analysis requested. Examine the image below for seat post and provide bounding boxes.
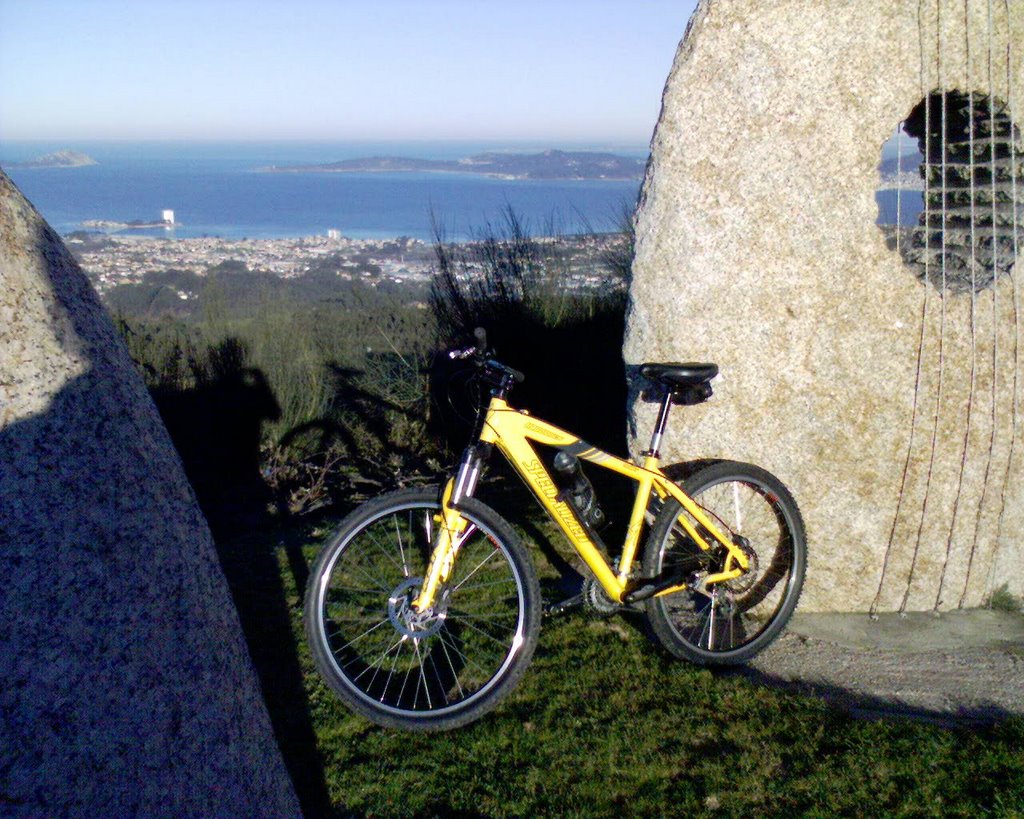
[647,391,674,457]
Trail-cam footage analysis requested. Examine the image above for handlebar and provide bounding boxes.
[485,359,525,385]
[446,327,525,386]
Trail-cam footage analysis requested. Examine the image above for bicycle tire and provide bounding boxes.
[304,487,541,730]
[643,461,806,665]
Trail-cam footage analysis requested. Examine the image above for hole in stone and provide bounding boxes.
[878,90,1023,294]
[877,124,924,232]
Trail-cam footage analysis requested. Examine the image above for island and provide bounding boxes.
[82,210,176,232]
[878,150,925,190]
[8,150,98,169]
[263,149,645,180]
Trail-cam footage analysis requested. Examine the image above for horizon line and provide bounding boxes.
[0,135,652,145]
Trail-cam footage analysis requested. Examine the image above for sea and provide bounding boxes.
[876,188,925,228]
[0,140,647,242]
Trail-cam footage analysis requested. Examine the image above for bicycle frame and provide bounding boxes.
[414,395,750,612]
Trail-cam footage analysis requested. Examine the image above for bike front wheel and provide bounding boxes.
[643,461,806,665]
[304,487,541,730]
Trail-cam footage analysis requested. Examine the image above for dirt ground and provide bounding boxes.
[742,610,1024,727]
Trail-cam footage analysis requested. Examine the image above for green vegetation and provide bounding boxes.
[430,207,629,454]
[114,210,629,524]
[431,207,623,331]
[989,584,1023,614]
[253,513,1024,817]
[117,285,438,524]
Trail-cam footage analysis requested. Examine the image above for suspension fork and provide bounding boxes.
[413,444,488,612]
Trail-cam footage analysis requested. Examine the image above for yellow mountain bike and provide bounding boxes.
[305,330,806,730]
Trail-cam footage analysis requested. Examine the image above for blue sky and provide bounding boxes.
[0,0,698,143]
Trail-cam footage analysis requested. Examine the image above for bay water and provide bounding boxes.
[0,140,645,241]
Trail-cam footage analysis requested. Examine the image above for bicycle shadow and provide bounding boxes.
[272,360,440,515]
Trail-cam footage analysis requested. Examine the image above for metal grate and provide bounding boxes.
[901,91,1024,293]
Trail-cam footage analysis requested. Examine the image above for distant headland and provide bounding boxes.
[8,150,98,169]
[262,149,645,181]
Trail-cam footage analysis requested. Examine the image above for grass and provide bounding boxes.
[258,505,1024,818]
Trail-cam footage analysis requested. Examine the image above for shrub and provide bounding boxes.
[988,584,1023,613]
[429,206,630,454]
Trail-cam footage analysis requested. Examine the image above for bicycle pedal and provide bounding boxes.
[543,592,585,617]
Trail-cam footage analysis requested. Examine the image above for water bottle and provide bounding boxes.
[552,451,606,529]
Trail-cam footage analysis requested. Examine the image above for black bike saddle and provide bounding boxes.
[639,362,718,389]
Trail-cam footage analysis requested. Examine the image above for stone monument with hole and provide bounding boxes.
[0,170,300,814]
[627,0,1024,612]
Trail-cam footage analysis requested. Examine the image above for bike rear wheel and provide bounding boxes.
[643,461,806,665]
[305,487,541,730]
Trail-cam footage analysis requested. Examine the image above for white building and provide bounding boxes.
[161,209,175,225]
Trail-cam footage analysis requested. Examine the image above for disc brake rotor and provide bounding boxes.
[726,539,759,594]
[387,576,448,639]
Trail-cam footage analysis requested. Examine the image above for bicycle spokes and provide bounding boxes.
[310,494,538,726]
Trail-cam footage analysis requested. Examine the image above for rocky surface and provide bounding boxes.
[0,168,300,815]
[749,610,1024,725]
[627,0,1024,612]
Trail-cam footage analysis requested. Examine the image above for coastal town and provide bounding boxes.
[66,230,628,300]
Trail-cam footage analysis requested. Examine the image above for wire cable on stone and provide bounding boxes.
[873,9,935,616]
[936,6,981,611]
[902,11,947,614]
[961,0,1003,608]
[987,0,1021,608]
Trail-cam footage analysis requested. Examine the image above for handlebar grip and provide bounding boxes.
[446,327,490,361]
[448,329,524,385]
[448,345,475,360]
